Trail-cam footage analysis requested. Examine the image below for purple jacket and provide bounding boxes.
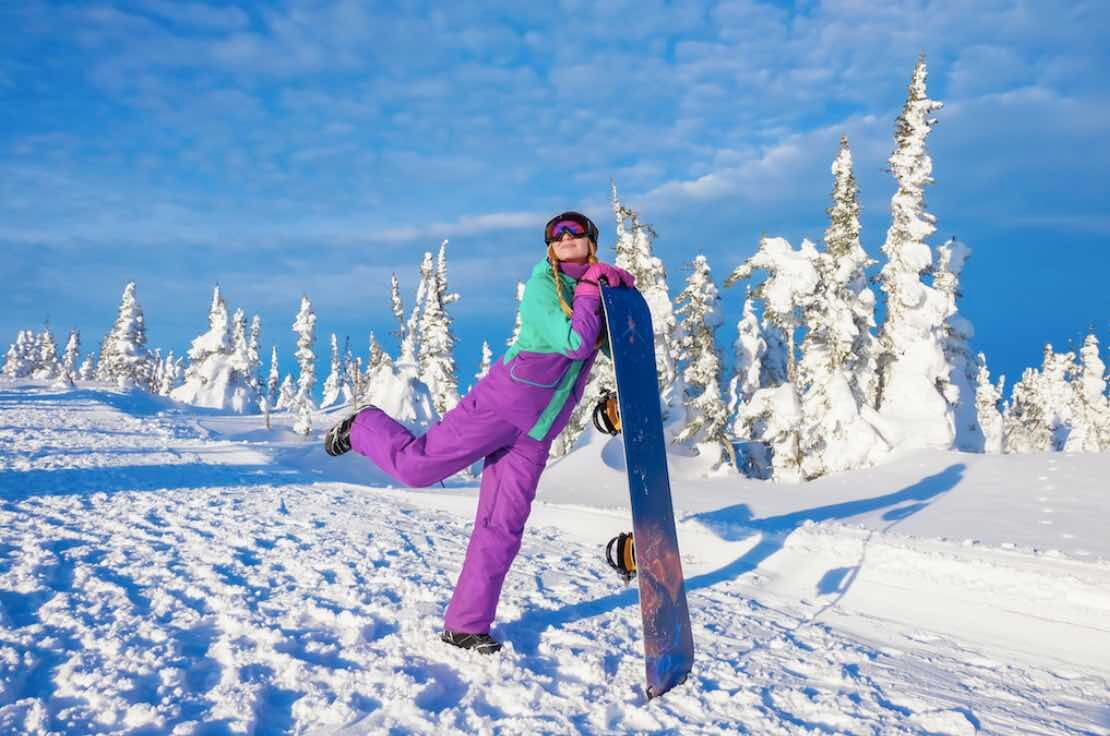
[470,259,605,442]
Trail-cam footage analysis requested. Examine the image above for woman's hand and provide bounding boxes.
[574,263,636,299]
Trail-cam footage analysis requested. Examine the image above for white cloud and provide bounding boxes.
[131,0,250,32]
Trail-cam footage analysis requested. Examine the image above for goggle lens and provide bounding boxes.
[546,219,588,242]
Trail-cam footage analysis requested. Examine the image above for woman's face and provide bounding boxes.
[553,232,592,264]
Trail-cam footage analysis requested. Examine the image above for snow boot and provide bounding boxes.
[440,630,503,655]
[323,404,374,457]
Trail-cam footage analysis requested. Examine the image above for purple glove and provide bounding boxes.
[574,262,636,299]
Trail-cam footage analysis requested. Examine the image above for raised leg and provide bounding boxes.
[348,394,518,487]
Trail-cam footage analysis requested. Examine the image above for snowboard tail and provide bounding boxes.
[600,284,694,699]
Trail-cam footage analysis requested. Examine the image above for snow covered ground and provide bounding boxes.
[1,383,1108,735]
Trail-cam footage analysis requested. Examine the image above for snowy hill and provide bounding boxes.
[1,383,1108,734]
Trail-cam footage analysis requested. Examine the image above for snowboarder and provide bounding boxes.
[324,211,635,654]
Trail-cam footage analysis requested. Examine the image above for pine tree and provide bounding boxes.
[612,182,681,413]
[78,354,96,381]
[1040,345,1077,450]
[321,333,352,408]
[1004,344,1075,453]
[60,329,81,386]
[290,296,317,435]
[158,350,179,396]
[673,255,735,472]
[98,282,154,389]
[475,341,493,384]
[150,348,164,393]
[277,374,296,410]
[822,135,879,405]
[726,236,820,480]
[1003,366,1049,453]
[3,330,36,378]
[726,294,766,420]
[1065,333,1108,452]
[267,346,280,406]
[975,352,1005,453]
[247,315,263,395]
[343,336,359,402]
[172,287,257,412]
[507,282,526,347]
[368,331,385,372]
[933,237,984,450]
[33,326,62,380]
[418,248,460,416]
[228,307,260,412]
[794,139,891,479]
[873,55,954,449]
[398,260,431,377]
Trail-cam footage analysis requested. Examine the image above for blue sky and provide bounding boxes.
[2,0,1108,392]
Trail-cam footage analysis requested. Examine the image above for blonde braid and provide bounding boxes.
[547,241,599,317]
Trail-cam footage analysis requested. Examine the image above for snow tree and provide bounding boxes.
[612,182,681,412]
[760,322,790,388]
[267,346,280,407]
[792,139,892,479]
[78,354,96,381]
[150,348,163,392]
[975,352,1005,453]
[276,374,296,410]
[1003,345,1074,453]
[726,236,820,480]
[98,282,154,390]
[934,237,983,450]
[873,55,955,449]
[158,350,182,396]
[1039,346,1077,450]
[60,329,81,386]
[290,296,317,435]
[247,315,263,395]
[172,287,258,412]
[673,255,735,472]
[1065,333,1108,452]
[726,293,766,419]
[367,331,386,373]
[475,340,493,384]
[360,349,437,430]
[343,337,360,402]
[396,262,429,378]
[321,333,353,408]
[3,330,36,378]
[507,282,526,348]
[33,327,62,380]
[821,135,879,406]
[413,242,461,415]
[1003,366,1049,453]
[229,308,261,412]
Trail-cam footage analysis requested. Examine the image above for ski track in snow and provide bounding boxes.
[1,386,1108,734]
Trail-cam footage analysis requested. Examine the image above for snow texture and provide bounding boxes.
[1,382,1108,735]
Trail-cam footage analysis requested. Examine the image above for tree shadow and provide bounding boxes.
[0,462,310,500]
[501,464,965,655]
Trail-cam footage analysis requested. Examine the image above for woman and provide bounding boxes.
[324,211,635,653]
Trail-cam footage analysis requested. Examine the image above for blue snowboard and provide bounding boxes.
[600,283,695,699]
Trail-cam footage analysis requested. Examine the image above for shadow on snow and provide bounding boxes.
[502,464,965,656]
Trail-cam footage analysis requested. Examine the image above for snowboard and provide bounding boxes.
[599,282,695,699]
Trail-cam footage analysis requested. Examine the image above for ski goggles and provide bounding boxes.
[544,211,598,244]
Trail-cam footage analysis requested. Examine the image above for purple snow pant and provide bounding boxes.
[349,393,552,634]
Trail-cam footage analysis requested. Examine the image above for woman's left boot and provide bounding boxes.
[323,404,374,456]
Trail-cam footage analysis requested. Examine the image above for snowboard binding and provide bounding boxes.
[605,532,636,584]
[592,390,622,436]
